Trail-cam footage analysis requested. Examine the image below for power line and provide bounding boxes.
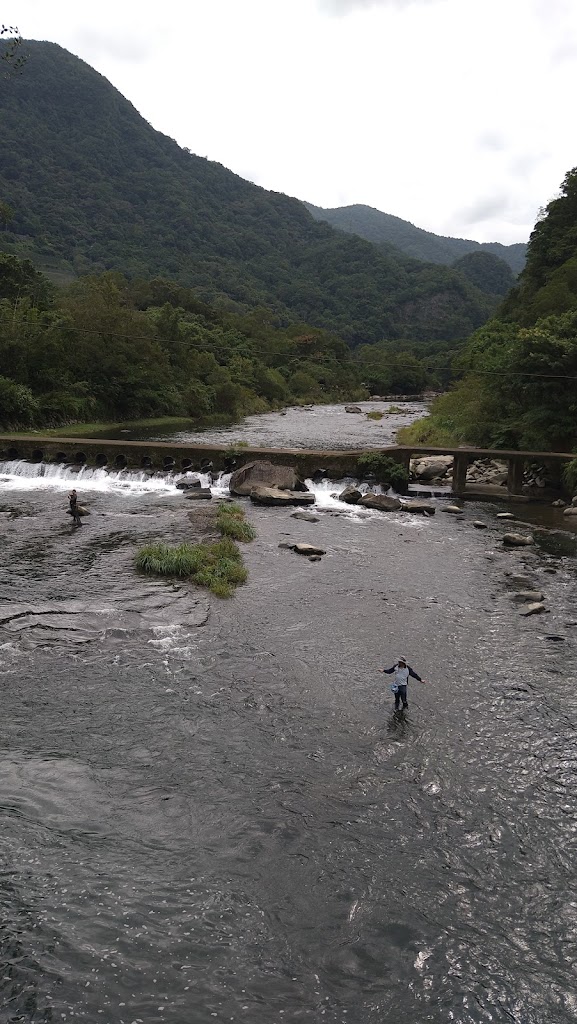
[1,315,576,381]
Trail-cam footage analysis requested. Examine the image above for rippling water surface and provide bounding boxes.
[1,411,577,1023]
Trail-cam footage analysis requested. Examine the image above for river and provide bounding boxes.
[0,404,576,1024]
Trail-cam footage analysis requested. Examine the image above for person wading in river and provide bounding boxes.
[68,488,82,526]
[379,656,427,711]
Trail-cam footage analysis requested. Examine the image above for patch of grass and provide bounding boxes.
[216,502,256,542]
[135,535,248,598]
[386,405,404,414]
[366,410,384,420]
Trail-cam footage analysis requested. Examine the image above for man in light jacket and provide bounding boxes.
[379,656,426,711]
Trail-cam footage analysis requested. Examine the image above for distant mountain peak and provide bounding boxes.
[305,202,527,276]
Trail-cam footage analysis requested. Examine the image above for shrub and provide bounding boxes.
[562,458,577,495]
[357,452,409,493]
[135,535,248,597]
[366,410,383,420]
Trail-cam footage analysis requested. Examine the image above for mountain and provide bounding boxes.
[451,251,517,297]
[0,40,497,346]
[401,166,577,454]
[305,203,527,276]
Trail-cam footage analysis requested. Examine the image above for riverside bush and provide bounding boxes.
[357,452,409,493]
[135,536,248,598]
[366,410,383,420]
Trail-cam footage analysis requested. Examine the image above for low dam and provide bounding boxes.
[0,435,573,497]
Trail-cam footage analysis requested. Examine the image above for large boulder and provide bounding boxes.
[249,487,315,507]
[399,500,436,515]
[344,405,362,414]
[358,493,402,512]
[229,460,307,496]
[339,486,362,504]
[563,506,577,516]
[410,456,453,481]
[510,591,545,603]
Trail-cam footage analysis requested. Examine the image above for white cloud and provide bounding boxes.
[7,0,577,244]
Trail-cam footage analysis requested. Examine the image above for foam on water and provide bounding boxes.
[0,459,223,496]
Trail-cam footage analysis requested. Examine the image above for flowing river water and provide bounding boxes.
[1,403,577,1024]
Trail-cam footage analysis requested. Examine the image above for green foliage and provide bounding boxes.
[407,168,577,454]
[366,410,383,420]
[216,502,256,542]
[306,202,526,274]
[0,257,376,429]
[452,251,516,297]
[562,458,577,495]
[135,536,248,598]
[357,452,409,492]
[0,41,495,347]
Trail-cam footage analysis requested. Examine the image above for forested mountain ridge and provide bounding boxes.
[402,167,577,453]
[305,203,527,275]
[0,40,497,346]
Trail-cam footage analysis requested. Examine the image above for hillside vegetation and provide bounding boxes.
[306,203,527,275]
[401,168,577,452]
[0,253,452,430]
[0,41,498,347]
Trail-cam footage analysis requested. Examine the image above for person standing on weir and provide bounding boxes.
[68,488,82,526]
[379,656,427,711]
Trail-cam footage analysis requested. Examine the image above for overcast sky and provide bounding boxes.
[10,0,577,243]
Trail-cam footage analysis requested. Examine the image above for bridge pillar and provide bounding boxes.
[507,457,525,495]
[452,453,468,494]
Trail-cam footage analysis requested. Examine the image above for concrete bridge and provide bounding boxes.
[0,435,573,498]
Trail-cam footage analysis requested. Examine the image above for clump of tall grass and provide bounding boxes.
[366,410,384,421]
[216,502,256,542]
[135,535,248,598]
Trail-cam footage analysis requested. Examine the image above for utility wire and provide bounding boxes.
[1,316,577,380]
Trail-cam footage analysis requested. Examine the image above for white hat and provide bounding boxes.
[398,655,407,663]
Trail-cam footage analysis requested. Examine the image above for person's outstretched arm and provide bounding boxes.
[408,666,427,683]
[378,666,395,674]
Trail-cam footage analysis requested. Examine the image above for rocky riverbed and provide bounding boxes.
[1,432,577,1023]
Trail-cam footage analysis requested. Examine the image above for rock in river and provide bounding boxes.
[519,602,546,616]
[510,591,545,603]
[358,493,402,511]
[294,543,326,556]
[472,521,488,529]
[443,505,464,514]
[230,460,307,496]
[184,488,212,500]
[250,487,315,507]
[344,405,362,414]
[291,510,320,522]
[502,533,534,546]
[339,486,362,505]
[399,500,436,515]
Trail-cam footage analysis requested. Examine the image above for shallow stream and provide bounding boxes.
[1,406,576,1023]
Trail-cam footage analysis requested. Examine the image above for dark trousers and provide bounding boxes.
[394,684,408,709]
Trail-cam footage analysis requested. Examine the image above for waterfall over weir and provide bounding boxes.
[0,458,378,510]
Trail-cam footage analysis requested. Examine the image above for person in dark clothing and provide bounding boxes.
[379,656,427,710]
[68,488,82,526]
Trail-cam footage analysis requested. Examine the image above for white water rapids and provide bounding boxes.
[0,459,387,512]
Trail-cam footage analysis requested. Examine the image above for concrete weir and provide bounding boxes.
[0,436,573,498]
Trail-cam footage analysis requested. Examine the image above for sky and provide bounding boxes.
[8,0,577,244]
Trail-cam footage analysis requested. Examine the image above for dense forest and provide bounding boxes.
[0,41,501,348]
[0,254,452,430]
[402,168,577,453]
[305,203,527,275]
